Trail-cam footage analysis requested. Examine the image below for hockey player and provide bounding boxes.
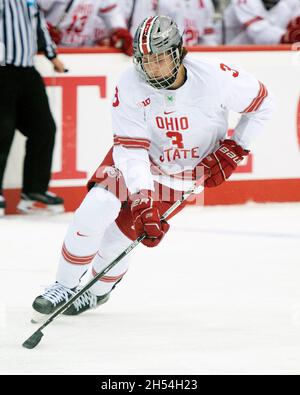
[38,0,133,55]
[31,16,274,320]
[159,0,218,46]
[224,0,300,45]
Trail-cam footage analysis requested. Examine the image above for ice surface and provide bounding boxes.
[0,203,300,375]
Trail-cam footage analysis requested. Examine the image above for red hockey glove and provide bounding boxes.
[200,139,249,188]
[281,17,300,43]
[47,22,62,45]
[130,190,170,248]
[287,16,300,30]
[110,28,133,56]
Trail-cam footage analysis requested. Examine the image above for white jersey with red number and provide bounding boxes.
[224,0,300,45]
[111,55,274,193]
[120,0,159,36]
[38,0,126,46]
[158,0,218,46]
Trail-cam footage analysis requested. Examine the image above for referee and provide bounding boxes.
[0,0,66,216]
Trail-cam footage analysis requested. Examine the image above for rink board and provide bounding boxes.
[2,45,300,212]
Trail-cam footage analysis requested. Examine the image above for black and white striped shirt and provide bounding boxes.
[0,0,56,67]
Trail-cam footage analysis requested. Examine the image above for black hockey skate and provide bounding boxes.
[63,290,110,316]
[32,282,75,323]
[63,277,123,316]
[17,191,65,214]
[0,194,6,217]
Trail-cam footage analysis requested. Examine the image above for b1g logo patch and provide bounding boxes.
[142,98,151,107]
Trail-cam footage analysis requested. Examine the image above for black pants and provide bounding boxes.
[0,65,56,194]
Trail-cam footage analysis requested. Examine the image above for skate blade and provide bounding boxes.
[31,310,49,324]
[17,203,65,215]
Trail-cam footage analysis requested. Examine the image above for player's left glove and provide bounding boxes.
[281,16,300,43]
[199,139,249,188]
[130,190,170,248]
[110,28,133,56]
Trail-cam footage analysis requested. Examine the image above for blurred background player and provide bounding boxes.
[0,0,66,217]
[31,16,274,320]
[120,0,159,37]
[39,0,133,55]
[223,0,300,44]
[120,0,219,46]
[159,0,218,46]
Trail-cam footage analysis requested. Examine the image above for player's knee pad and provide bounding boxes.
[73,186,121,235]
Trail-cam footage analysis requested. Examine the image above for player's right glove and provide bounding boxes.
[281,16,300,43]
[47,22,62,45]
[198,139,249,188]
[130,190,170,248]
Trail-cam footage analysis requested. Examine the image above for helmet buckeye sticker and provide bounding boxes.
[139,16,158,55]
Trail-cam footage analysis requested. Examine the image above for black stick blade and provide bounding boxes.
[22,330,44,349]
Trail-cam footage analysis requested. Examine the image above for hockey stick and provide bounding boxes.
[127,0,137,33]
[54,0,75,30]
[22,181,202,349]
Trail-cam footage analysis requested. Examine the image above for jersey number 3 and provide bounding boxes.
[113,87,120,107]
[220,63,239,78]
[166,131,184,149]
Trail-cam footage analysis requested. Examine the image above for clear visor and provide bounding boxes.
[134,47,181,90]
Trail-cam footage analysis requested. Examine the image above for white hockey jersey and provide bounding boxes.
[120,0,158,36]
[111,55,274,193]
[158,0,218,46]
[224,0,300,45]
[38,0,126,46]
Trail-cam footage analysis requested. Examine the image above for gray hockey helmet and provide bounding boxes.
[133,16,183,90]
